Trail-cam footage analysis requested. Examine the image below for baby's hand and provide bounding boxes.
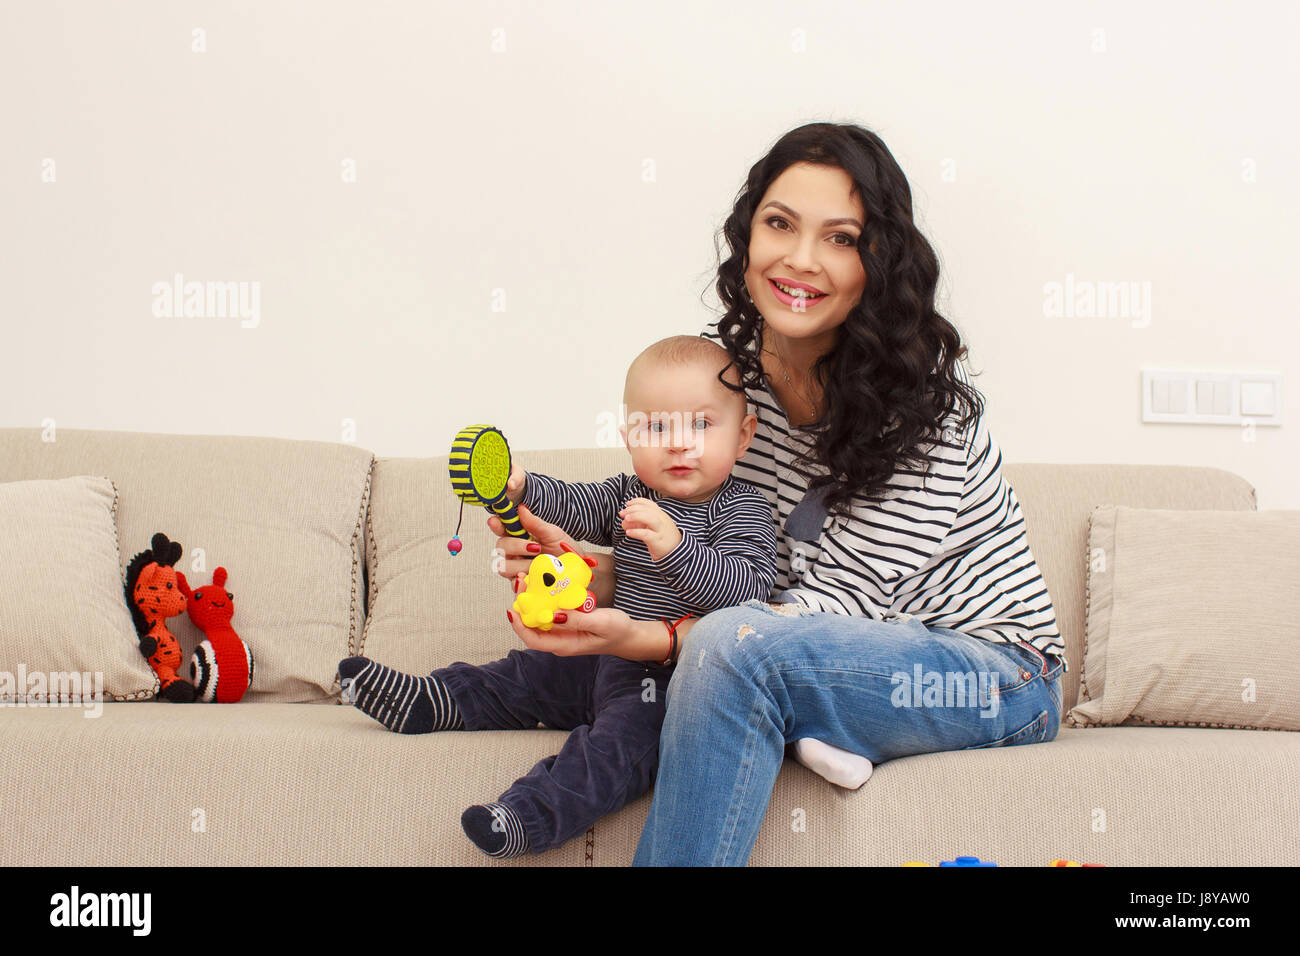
[505,462,527,506]
[619,497,683,561]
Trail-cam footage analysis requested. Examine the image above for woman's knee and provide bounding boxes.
[682,602,778,661]
[669,602,780,695]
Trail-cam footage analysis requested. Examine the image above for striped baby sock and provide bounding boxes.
[337,656,464,734]
[461,802,529,859]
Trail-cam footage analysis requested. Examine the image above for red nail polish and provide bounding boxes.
[526,542,541,553]
[554,612,567,623]
[506,610,513,623]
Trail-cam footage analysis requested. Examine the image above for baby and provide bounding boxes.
[337,335,778,858]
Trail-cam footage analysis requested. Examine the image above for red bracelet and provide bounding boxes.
[659,614,692,666]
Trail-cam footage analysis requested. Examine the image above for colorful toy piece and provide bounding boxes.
[1050,859,1106,866]
[902,857,1105,866]
[512,542,599,630]
[447,424,527,555]
[180,567,254,703]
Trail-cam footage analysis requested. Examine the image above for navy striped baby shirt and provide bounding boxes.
[520,471,778,622]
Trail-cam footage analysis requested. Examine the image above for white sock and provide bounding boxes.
[792,738,874,789]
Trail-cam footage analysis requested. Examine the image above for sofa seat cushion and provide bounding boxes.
[3,705,1296,866]
[593,725,1300,866]
[0,702,589,866]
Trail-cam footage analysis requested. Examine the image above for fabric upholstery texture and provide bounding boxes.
[0,475,155,700]
[1069,505,1300,730]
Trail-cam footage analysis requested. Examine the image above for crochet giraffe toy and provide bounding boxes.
[124,532,197,702]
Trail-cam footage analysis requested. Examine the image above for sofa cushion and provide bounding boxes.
[1067,505,1300,730]
[0,428,374,703]
[0,475,155,701]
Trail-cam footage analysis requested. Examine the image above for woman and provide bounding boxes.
[495,122,1065,866]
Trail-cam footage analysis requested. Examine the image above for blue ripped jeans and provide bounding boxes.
[632,598,1064,867]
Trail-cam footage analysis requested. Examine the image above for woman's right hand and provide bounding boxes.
[487,504,616,607]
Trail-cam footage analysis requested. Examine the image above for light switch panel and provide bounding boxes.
[1142,369,1282,426]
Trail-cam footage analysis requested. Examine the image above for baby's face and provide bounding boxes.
[620,361,757,504]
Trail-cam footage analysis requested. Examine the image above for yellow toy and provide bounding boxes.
[512,542,599,630]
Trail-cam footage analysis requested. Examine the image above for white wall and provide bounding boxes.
[3,0,1296,507]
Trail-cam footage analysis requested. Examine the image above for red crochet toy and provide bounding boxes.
[124,532,197,702]
[179,567,254,703]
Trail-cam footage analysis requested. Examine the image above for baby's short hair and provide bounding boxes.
[625,335,746,415]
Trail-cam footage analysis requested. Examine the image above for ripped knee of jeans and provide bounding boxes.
[741,597,813,618]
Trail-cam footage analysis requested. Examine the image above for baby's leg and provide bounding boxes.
[438,649,598,730]
[337,656,463,734]
[338,648,597,735]
[463,656,674,858]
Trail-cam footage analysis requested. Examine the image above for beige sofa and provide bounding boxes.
[2,426,1296,866]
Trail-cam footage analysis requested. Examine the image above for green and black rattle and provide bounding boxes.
[447,424,527,555]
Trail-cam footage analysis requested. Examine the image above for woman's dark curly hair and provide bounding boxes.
[708,122,984,523]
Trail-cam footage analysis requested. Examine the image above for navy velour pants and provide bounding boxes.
[435,649,677,855]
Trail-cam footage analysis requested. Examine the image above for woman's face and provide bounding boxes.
[744,162,868,351]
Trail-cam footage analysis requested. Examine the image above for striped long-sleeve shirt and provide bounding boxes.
[521,470,778,622]
[700,321,1067,669]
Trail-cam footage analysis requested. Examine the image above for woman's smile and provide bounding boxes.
[767,277,829,307]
